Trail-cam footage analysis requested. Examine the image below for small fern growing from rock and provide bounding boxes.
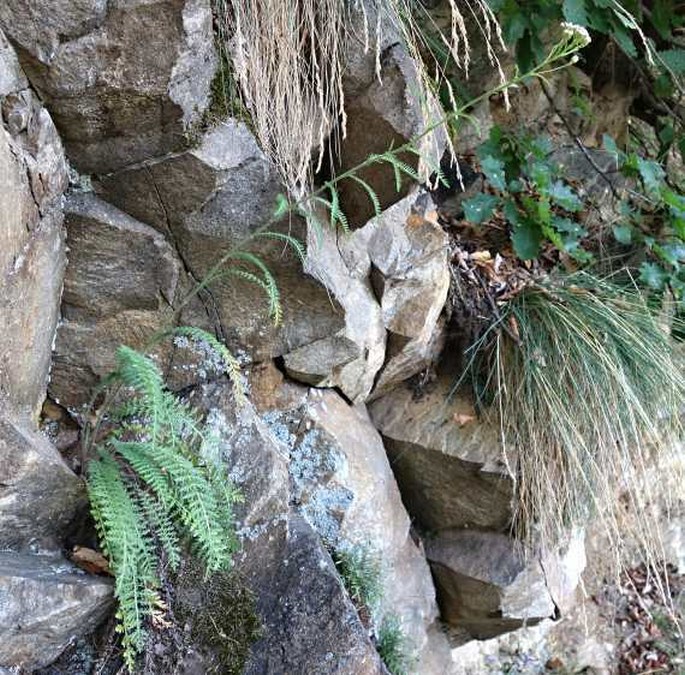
[86,330,241,670]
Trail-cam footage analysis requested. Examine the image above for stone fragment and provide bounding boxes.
[0,552,113,670]
[0,414,86,551]
[303,210,387,401]
[366,191,449,396]
[0,0,217,174]
[49,192,182,410]
[0,30,68,420]
[282,334,361,387]
[426,530,556,638]
[370,376,513,533]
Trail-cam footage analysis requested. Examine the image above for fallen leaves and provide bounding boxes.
[71,545,110,575]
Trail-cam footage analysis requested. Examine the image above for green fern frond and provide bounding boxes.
[87,453,159,667]
[348,175,382,217]
[86,342,240,670]
[226,251,283,325]
[138,491,182,570]
[327,184,350,231]
[253,231,306,264]
[170,326,245,403]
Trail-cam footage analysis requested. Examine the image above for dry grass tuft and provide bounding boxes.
[472,273,684,581]
[218,1,505,194]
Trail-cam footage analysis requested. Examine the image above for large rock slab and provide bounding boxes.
[245,365,453,671]
[0,29,68,421]
[241,515,385,675]
[0,414,86,551]
[0,552,113,671]
[370,376,514,533]
[49,192,183,410]
[0,0,217,174]
[191,372,454,673]
[96,120,345,366]
[190,381,384,674]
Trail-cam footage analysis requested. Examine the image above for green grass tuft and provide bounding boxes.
[334,544,383,616]
[470,272,684,574]
[376,615,410,675]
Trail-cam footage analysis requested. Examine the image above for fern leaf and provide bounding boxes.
[170,326,245,404]
[226,251,283,326]
[327,184,349,231]
[138,491,182,570]
[254,231,306,264]
[349,175,382,217]
[87,453,159,668]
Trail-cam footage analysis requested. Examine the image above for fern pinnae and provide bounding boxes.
[226,251,283,325]
[138,491,182,571]
[87,453,159,664]
[349,175,382,217]
[170,326,245,403]
[253,231,306,264]
[327,183,350,231]
[220,267,283,326]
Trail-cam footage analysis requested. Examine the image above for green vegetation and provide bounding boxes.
[334,544,411,673]
[461,125,685,306]
[487,0,685,161]
[334,544,383,616]
[467,273,684,559]
[376,615,411,675]
[85,330,243,670]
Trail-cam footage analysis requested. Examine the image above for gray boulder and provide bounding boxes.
[49,192,183,410]
[190,380,384,673]
[0,414,86,551]
[0,28,68,421]
[190,371,455,673]
[0,552,113,671]
[0,0,217,174]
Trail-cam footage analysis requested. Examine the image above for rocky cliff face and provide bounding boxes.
[0,4,598,674]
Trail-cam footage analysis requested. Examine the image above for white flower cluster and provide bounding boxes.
[561,22,592,48]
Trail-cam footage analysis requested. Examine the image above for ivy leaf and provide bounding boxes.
[637,157,665,193]
[639,262,668,289]
[512,220,543,260]
[563,0,587,25]
[657,49,685,75]
[480,155,507,191]
[612,224,633,245]
[463,193,499,224]
[602,134,621,159]
[548,181,582,211]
